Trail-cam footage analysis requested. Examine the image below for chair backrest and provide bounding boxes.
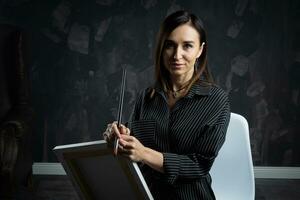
[210,113,255,200]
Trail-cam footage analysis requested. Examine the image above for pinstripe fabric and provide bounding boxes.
[128,81,230,200]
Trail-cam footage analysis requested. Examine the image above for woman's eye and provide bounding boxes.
[184,44,193,49]
[164,42,174,49]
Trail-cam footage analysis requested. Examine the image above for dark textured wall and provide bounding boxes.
[0,0,299,166]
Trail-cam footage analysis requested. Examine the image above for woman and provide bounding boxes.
[103,10,230,200]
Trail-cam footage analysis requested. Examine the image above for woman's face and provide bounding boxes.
[163,24,203,81]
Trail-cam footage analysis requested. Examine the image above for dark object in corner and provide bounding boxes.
[0,24,34,199]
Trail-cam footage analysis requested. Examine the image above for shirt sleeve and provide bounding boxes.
[161,99,230,185]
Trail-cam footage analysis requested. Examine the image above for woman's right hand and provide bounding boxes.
[102,121,130,146]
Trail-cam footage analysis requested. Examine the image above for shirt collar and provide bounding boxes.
[186,81,212,98]
[153,81,212,98]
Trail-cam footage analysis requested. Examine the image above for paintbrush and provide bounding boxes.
[113,67,126,156]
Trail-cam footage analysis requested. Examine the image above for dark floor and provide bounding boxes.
[29,175,300,200]
[33,176,79,200]
[255,179,300,200]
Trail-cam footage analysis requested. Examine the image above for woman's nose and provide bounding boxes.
[173,47,183,59]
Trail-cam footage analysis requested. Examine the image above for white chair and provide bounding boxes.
[210,113,255,200]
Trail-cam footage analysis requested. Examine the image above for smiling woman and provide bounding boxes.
[163,25,203,75]
[103,10,230,200]
[163,24,205,102]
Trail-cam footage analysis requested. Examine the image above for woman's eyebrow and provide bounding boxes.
[165,39,175,43]
[183,41,195,44]
[165,40,195,44]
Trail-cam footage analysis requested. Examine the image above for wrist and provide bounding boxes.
[141,147,150,164]
[141,147,164,173]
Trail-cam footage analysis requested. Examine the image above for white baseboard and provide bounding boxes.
[33,162,66,175]
[254,166,300,179]
[32,162,300,179]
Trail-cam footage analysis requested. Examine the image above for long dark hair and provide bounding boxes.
[151,10,213,97]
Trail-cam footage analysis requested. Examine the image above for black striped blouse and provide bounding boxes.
[127,81,230,200]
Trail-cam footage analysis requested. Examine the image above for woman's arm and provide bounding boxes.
[123,98,230,186]
[162,100,230,185]
[119,134,164,173]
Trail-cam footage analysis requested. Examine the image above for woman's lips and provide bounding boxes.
[170,63,184,69]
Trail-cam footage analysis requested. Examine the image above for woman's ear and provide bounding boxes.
[196,42,205,58]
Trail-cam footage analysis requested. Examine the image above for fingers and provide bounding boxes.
[120,134,134,141]
[103,130,111,141]
[118,144,129,153]
[103,122,131,142]
[118,143,139,162]
[119,136,135,149]
[112,123,121,138]
[126,127,131,135]
[119,138,129,149]
[103,122,114,141]
[118,144,133,156]
[117,136,144,162]
[118,124,130,135]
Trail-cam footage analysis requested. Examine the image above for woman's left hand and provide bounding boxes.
[118,135,146,162]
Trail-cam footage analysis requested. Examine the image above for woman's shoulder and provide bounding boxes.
[210,84,228,97]
[134,87,154,102]
[136,87,152,96]
[136,85,160,99]
[206,84,230,105]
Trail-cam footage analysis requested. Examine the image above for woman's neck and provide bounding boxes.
[170,74,193,91]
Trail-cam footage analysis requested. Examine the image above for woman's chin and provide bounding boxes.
[170,66,185,72]
[169,70,185,77]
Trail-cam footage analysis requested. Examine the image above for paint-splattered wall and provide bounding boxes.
[0,0,299,166]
